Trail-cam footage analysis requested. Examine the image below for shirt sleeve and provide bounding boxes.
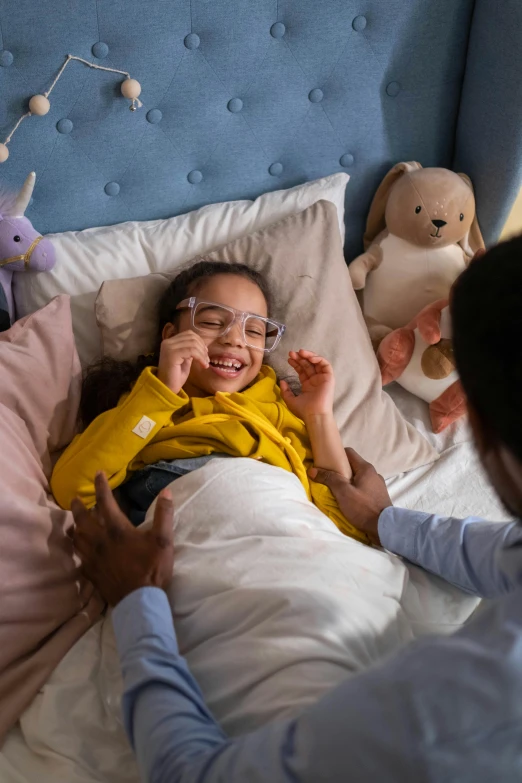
[112,584,522,783]
[51,368,189,509]
[378,506,520,598]
[114,587,409,783]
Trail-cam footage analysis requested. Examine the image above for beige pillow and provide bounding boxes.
[96,200,437,478]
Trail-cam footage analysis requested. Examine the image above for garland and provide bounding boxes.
[0,54,143,163]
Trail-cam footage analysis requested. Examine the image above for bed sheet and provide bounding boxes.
[0,397,511,783]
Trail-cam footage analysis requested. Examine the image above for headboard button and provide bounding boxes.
[340,153,354,167]
[352,16,367,32]
[146,109,163,124]
[184,33,201,49]
[56,119,73,134]
[386,81,401,97]
[187,170,203,184]
[227,98,243,113]
[308,88,324,103]
[0,50,13,67]
[92,42,109,59]
[270,22,286,39]
[269,162,283,176]
[104,182,120,196]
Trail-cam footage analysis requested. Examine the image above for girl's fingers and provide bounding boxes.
[171,344,209,368]
[296,356,316,379]
[312,357,332,375]
[288,357,308,383]
[164,332,203,347]
[298,349,327,364]
[165,332,209,356]
[280,379,296,399]
[193,348,210,368]
[298,350,332,375]
[290,350,331,377]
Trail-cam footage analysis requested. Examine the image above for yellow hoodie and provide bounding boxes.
[51,365,368,544]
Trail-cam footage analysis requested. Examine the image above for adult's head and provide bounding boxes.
[451,235,522,517]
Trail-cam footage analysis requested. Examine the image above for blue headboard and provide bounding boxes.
[1,0,522,259]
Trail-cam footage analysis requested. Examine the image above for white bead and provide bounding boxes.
[121,78,141,100]
[29,94,51,115]
[0,143,9,163]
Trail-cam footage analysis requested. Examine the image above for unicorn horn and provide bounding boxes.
[11,171,36,217]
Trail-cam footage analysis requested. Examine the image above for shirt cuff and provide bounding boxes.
[138,366,190,408]
[377,506,433,562]
[112,587,179,659]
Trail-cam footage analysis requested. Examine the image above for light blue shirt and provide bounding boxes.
[112,508,522,782]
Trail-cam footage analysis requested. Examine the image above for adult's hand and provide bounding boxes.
[71,472,175,606]
[309,448,392,546]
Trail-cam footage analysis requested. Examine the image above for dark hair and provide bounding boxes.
[79,261,272,428]
[451,235,522,462]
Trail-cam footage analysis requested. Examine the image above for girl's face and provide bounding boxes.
[163,274,268,397]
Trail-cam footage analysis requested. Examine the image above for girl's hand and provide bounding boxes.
[158,330,209,394]
[280,349,335,420]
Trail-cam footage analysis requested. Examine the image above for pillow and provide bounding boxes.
[0,296,103,742]
[96,200,438,478]
[14,173,349,367]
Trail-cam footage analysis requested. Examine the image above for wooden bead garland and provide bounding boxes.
[1,54,142,163]
[28,95,51,115]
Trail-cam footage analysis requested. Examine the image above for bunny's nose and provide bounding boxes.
[432,219,447,228]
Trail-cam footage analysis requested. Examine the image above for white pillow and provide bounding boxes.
[14,174,349,366]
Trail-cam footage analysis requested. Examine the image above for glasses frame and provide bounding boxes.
[176,297,286,353]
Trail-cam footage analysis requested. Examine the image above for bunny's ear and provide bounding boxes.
[456,172,486,260]
[363,161,422,249]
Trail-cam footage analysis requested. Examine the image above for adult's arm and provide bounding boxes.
[311,449,519,599]
[379,507,519,598]
[113,582,521,783]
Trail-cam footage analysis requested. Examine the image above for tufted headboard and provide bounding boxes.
[1,0,522,259]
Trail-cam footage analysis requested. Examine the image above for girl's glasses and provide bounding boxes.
[176,297,286,353]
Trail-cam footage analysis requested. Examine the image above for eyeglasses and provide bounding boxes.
[176,297,286,353]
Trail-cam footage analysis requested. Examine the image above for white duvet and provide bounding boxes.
[0,387,510,783]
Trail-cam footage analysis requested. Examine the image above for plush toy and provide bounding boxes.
[0,172,55,331]
[349,162,485,346]
[377,299,466,434]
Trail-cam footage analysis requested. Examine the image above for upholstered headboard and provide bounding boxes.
[1,0,521,258]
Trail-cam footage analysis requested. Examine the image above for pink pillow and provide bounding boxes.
[0,296,103,741]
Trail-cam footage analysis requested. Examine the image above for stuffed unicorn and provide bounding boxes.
[0,172,55,331]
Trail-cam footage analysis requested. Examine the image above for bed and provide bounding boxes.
[0,1,521,780]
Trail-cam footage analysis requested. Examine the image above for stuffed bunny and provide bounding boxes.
[377,299,466,434]
[350,162,485,346]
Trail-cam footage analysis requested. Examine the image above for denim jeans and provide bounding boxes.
[118,455,232,526]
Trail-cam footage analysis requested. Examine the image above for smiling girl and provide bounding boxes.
[51,261,366,542]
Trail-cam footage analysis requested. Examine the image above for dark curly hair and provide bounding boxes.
[79,261,272,428]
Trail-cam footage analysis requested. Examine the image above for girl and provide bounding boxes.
[52,261,367,543]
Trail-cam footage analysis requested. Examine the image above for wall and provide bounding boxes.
[501,189,522,240]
